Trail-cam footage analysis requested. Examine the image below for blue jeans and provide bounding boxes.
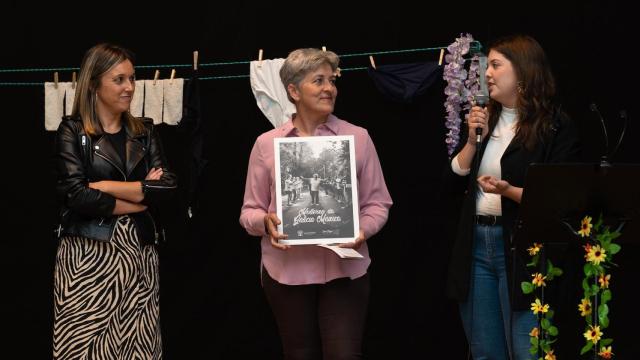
[459,224,537,360]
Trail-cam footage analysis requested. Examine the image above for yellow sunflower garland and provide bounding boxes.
[576,214,621,357]
[522,213,622,358]
[521,242,562,357]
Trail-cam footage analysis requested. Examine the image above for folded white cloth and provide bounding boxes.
[45,82,68,131]
[162,78,184,125]
[250,58,296,128]
[129,80,145,117]
[144,79,164,124]
[64,83,76,116]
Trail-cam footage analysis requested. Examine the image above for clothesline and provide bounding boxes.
[0,42,482,86]
[0,66,373,86]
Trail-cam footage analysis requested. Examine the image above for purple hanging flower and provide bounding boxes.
[443,34,481,156]
[465,54,481,109]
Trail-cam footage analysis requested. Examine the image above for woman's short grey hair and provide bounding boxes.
[280,48,340,102]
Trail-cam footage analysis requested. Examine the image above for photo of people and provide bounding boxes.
[274,136,358,244]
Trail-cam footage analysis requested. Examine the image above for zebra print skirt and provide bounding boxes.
[53,215,162,359]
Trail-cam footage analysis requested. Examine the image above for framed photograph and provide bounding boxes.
[274,135,359,245]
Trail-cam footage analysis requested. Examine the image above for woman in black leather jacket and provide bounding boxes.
[53,43,176,360]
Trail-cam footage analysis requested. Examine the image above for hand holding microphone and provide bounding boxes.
[467,106,488,146]
[471,54,490,146]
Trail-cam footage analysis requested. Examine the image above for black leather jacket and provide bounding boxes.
[56,116,177,245]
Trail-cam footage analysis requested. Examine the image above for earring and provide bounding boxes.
[517,81,525,94]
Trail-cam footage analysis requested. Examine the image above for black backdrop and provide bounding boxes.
[1,1,637,358]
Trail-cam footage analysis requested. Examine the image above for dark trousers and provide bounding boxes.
[311,190,319,204]
[262,270,370,360]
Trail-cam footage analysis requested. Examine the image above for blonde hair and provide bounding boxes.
[72,43,144,136]
[280,48,340,103]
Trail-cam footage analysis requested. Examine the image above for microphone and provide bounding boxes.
[474,55,490,145]
[590,103,609,150]
[610,109,628,162]
[590,103,610,165]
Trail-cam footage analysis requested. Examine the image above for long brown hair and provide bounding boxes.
[486,35,557,149]
[72,43,144,136]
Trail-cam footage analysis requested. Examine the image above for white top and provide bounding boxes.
[452,107,518,216]
[309,178,321,191]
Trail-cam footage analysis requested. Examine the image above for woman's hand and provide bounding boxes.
[477,175,523,203]
[264,213,290,250]
[477,175,510,194]
[88,181,106,192]
[145,167,163,180]
[338,229,366,249]
[477,175,523,202]
[467,106,489,145]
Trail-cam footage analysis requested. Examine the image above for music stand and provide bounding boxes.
[514,163,640,246]
[513,163,640,359]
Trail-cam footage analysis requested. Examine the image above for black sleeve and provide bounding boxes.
[140,123,178,206]
[547,113,582,163]
[55,120,116,217]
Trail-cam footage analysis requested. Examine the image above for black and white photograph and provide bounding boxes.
[274,136,359,245]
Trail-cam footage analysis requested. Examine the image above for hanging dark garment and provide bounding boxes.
[367,62,442,103]
[178,71,207,218]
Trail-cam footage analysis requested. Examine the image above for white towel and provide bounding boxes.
[45,82,68,131]
[64,83,75,116]
[144,79,164,124]
[162,78,184,125]
[250,59,296,128]
[129,80,145,117]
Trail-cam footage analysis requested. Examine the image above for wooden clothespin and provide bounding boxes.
[258,49,264,67]
[153,70,160,85]
[438,48,445,66]
[170,69,176,84]
[193,50,199,70]
[53,72,59,89]
[71,72,77,89]
[322,46,327,52]
[369,56,376,70]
